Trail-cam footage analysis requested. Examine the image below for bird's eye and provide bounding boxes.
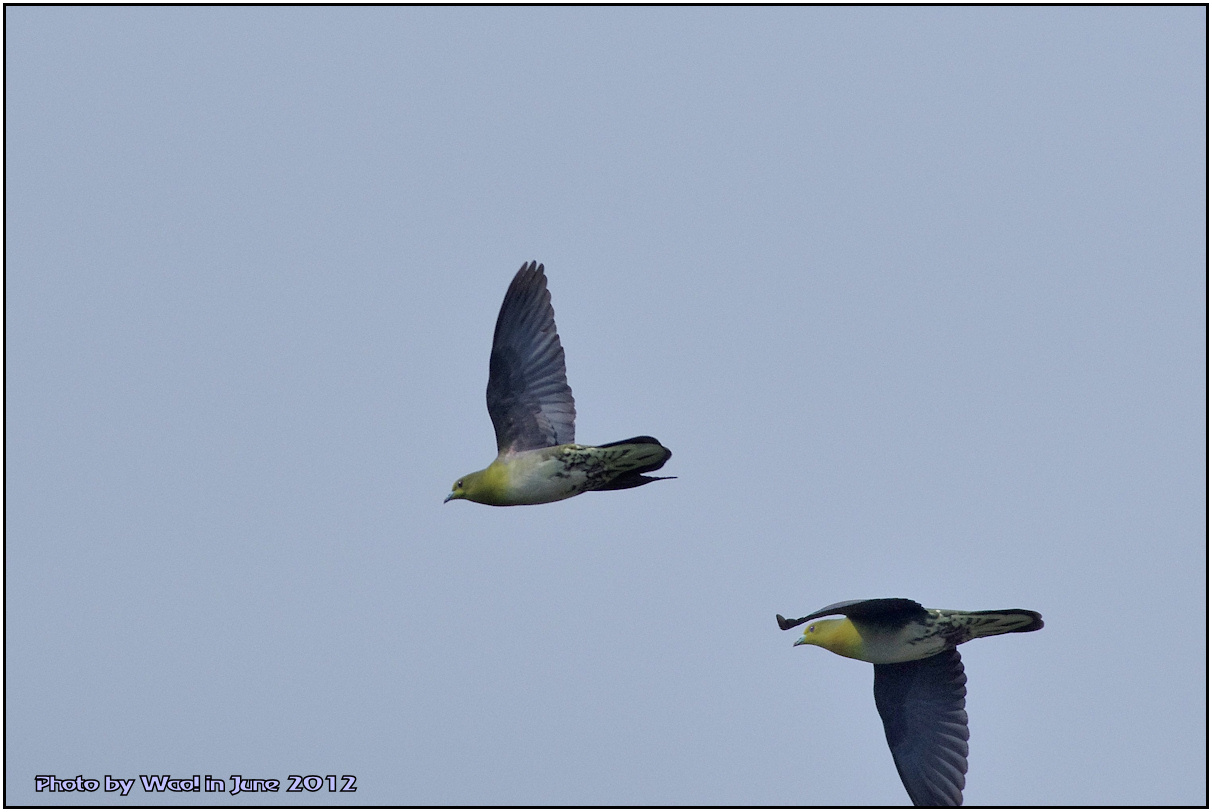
[457,480,464,488]
[808,625,815,632]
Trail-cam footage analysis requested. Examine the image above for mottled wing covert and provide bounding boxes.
[873,650,970,807]
[486,262,576,453]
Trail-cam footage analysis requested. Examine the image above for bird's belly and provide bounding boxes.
[856,622,952,664]
[496,451,590,505]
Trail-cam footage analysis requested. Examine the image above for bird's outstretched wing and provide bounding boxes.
[873,650,969,807]
[777,598,928,631]
[486,262,576,454]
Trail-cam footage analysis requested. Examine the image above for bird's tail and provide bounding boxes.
[588,436,674,491]
[947,609,1044,641]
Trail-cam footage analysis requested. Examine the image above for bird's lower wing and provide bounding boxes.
[873,650,970,807]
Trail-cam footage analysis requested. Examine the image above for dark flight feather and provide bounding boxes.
[873,650,970,807]
[777,598,929,631]
[486,262,576,453]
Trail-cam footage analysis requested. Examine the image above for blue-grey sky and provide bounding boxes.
[6,7,1205,806]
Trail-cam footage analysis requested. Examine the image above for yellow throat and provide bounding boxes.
[446,460,511,505]
[794,618,866,661]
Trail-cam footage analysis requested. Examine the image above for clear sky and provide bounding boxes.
[6,7,1205,806]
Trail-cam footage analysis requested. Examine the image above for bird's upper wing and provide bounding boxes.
[873,650,970,808]
[777,598,927,631]
[486,262,576,454]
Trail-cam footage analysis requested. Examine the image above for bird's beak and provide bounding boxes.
[444,492,455,504]
[793,638,806,646]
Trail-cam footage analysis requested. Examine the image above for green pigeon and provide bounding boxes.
[777,598,1043,807]
[446,261,673,506]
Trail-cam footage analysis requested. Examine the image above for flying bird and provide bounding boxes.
[776,598,1043,807]
[446,261,673,506]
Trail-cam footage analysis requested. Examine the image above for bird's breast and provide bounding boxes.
[850,619,954,664]
[490,447,591,505]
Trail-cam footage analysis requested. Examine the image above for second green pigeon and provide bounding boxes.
[777,598,1043,807]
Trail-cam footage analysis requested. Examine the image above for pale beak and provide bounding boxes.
[793,639,806,646]
[444,492,456,503]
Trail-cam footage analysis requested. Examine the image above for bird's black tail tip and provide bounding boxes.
[597,435,665,448]
[1019,611,1045,633]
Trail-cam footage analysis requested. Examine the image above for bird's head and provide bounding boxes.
[445,467,502,504]
[445,472,476,503]
[793,617,864,659]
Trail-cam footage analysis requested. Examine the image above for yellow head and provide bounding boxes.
[444,464,509,505]
[793,617,865,660]
[445,470,481,503]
